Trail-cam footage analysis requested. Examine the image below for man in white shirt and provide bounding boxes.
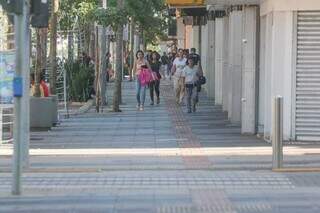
[171,49,187,105]
[181,56,203,113]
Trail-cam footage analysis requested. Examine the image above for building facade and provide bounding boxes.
[167,0,320,142]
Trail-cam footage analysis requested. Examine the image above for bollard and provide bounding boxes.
[272,96,283,169]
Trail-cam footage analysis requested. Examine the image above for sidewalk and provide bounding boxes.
[1,80,319,170]
[0,80,320,212]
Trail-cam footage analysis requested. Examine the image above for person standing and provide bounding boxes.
[132,50,151,111]
[171,49,187,105]
[182,56,203,113]
[105,52,111,82]
[149,51,162,105]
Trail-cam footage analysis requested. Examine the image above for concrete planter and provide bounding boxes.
[50,95,58,125]
[30,96,58,129]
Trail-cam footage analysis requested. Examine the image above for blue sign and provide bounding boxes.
[0,51,15,104]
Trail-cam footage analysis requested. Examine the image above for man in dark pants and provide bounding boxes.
[189,48,203,92]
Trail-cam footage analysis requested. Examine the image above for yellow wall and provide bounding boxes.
[166,0,204,6]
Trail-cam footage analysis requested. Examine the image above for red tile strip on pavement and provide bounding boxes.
[161,82,212,169]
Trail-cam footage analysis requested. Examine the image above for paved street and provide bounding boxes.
[1,80,320,212]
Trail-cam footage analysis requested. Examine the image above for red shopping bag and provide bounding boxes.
[139,68,152,86]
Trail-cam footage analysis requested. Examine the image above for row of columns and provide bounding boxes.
[198,6,259,134]
[182,3,303,140]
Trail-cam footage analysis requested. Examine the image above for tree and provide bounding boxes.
[58,0,99,57]
[49,0,58,95]
[34,28,48,97]
[92,0,169,111]
[113,0,124,112]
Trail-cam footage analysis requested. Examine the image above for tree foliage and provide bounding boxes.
[92,0,169,45]
[58,0,170,48]
[58,0,99,31]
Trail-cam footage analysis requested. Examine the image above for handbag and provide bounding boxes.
[139,68,152,86]
[198,76,206,85]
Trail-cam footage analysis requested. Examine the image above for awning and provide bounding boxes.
[166,0,205,7]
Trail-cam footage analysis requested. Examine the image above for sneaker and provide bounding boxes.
[139,105,144,111]
[156,98,160,104]
[150,101,154,106]
[136,104,140,109]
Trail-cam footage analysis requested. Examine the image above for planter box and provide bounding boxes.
[30,96,58,129]
[50,95,58,125]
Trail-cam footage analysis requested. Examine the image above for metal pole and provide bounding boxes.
[63,66,67,112]
[272,96,283,169]
[12,0,30,195]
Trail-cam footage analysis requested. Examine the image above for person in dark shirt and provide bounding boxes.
[145,50,153,63]
[160,52,169,79]
[149,51,162,105]
[189,48,200,65]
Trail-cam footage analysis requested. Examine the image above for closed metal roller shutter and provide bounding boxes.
[296,11,320,141]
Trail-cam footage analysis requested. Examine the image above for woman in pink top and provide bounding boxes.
[132,50,151,111]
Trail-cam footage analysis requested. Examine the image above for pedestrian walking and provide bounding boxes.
[167,52,174,80]
[189,47,204,92]
[171,49,187,105]
[161,52,169,79]
[132,50,152,111]
[182,56,203,113]
[189,48,201,66]
[149,51,162,105]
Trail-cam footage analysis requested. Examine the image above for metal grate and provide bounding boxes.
[295,11,320,141]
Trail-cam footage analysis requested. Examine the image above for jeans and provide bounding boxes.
[185,84,199,111]
[149,80,160,102]
[136,78,146,106]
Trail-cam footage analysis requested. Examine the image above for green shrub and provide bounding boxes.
[64,60,95,102]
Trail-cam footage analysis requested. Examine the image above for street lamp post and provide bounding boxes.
[12,0,30,195]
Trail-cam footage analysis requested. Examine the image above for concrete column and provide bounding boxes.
[258,15,267,134]
[263,11,294,141]
[200,20,215,99]
[241,6,259,134]
[185,25,192,49]
[207,20,215,99]
[263,13,273,139]
[201,24,208,91]
[177,18,185,48]
[215,17,224,105]
[192,26,200,51]
[222,16,229,112]
[228,9,243,124]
